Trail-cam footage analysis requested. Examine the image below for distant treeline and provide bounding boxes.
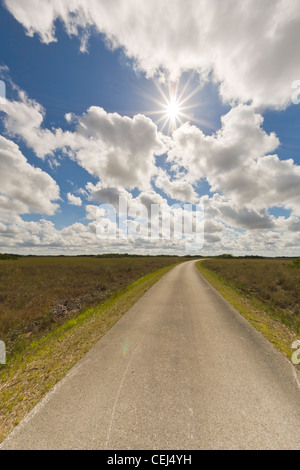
[216,254,266,259]
[0,253,22,260]
[216,254,300,260]
[0,252,298,260]
[0,253,203,259]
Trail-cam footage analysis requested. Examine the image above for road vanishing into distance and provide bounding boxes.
[1,260,300,450]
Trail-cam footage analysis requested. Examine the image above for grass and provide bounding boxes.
[0,261,180,443]
[196,258,300,364]
[0,256,188,358]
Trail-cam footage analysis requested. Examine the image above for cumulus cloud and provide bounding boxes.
[168,105,300,214]
[202,194,276,230]
[86,182,133,208]
[70,107,164,189]
[85,205,98,221]
[154,168,198,203]
[0,136,60,215]
[204,219,225,234]
[286,217,300,232]
[0,217,99,252]
[4,0,300,109]
[0,90,72,158]
[1,211,298,256]
[0,90,164,190]
[67,193,82,206]
[131,190,168,213]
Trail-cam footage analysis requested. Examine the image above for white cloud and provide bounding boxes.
[154,168,198,203]
[286,217,300,232]
[0,90,72,158]
[202,194,277,230]
[0,90,164,190]
[204,219,225,234]
[4,0,300,109]
[85,204,99,221]
[136,190,168,212]
[0,210,299,256]
[168,105,300,215]
[0,218,98,251]
[67,192,82,206]
[71,107,164,189]
[86,182,133,208]
[0,136,60,216]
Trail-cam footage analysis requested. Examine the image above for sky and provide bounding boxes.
[0,0,300,256]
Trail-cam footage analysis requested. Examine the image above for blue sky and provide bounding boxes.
[0,0,300,256]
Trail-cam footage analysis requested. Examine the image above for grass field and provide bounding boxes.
[0,255,189,358]
[200,258,300,332]
[0,262,181,442]
[197,258,300,362]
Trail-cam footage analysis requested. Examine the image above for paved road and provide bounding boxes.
[1,260,300,449]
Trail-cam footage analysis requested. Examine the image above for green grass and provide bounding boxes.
[0,262,179,443]
[196,259,300,364]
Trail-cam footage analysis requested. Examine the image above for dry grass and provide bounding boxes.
[0,263,179,442]
[0,256,188,358]
[200,258,300,334]
[197,258,300,366]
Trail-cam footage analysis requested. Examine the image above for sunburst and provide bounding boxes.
[144,74,211,134]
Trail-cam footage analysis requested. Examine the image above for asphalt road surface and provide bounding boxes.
[1,260,300,450]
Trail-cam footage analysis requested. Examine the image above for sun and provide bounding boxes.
[144,74,210,134]
[166,98,180,120]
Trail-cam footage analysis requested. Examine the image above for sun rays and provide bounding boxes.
[144,74,212,134]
